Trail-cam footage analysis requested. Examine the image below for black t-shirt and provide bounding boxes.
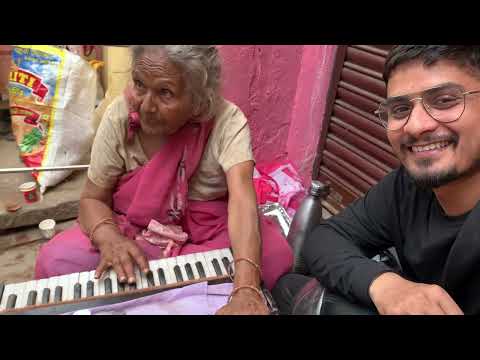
[303,166,470,307]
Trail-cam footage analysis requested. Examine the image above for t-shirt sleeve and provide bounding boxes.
[216,106,255,173]
[87,102,126,189]
[303,169,401,307]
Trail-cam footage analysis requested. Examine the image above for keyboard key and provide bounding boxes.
[185,255,200,279]
[42,288,51,304]
[185,264,195,280]
[212,259,223,276]
[157,268,167,285]
[27,291,37,306]
[86,281,94,297]
[0,284,17,311]
[35,279,49,304]
[54,286,63,302]
[146,271,155,287]
[78,271,90,298]
[174,265,183,282]
[6,294,17,309]
[104,278,112,294]
[74,283,82,299]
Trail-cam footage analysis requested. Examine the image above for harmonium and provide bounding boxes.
[0,203,290,315]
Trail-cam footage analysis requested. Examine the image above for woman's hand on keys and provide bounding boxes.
[95,234,150,284]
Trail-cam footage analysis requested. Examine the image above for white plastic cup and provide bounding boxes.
[39,219,56,239]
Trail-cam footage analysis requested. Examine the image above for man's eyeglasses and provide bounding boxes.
[375,83,480,131]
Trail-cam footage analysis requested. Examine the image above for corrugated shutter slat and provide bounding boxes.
[314,45,394,209]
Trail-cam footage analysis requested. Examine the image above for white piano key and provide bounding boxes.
[164,258,179,284]
[98,271,106,296]
[89,271,99,296]
[0,283,16,310]
[175,255,190,281]
[149,260,162,286]
[46,276,59,302]
[35,278,49,304]
[157,259,174,285]
[135,267,145,289]
[56,274,72,302]
[21,280,37,307]
[13,281,28,309]
[203,251,221,276]
[78,271,90,298]
[67,273,80,301]
[185,254,200,279]
[194,252,214,278]
[107,270,118,294]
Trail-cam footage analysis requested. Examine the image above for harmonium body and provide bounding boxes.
[0,248,234,315]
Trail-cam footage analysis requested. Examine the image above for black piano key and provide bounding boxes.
[195,262,206,278]
[157,268,167,285]
[212,259,223,276]
[27,290,37,306]
[42,288,50,304]
[0,283,4,304]
[117,281,125,292]
[104,278,112,294]
[6,294,17,309]
[146,271,155,287]
[174,265,183,282]
[185,263,195,280]
[86,281,94,297]
[74,283,82,299]
[54,286,62,302]
[128,282,137,291]
[222,257,231,274]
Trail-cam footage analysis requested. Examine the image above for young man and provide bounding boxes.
[273,45,480,315]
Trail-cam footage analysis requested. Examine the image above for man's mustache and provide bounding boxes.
[401,133,459,147]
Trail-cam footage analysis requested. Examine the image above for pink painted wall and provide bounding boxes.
[288,45,338,184]
[218,45,338,185]
[218,45,303,164]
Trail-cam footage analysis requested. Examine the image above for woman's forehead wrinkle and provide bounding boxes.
[134,54,181,79]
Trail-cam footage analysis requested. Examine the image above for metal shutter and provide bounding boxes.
[313,45,398,214]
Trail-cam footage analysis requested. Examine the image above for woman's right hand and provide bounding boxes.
[94,232,150,284]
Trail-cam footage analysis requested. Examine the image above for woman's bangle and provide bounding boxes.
[228,285,266,304]
[227,257,262,281]
[89,217,117,245]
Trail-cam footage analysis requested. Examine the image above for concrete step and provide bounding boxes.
[0,137,86,231]
[0,219,76,284]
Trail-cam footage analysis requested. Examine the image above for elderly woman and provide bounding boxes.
[34,45,293,315]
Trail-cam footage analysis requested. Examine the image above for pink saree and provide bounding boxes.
[35,114,293,290]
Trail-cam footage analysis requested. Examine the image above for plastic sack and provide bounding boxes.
[8,45,97,193]
[254,161,306,218]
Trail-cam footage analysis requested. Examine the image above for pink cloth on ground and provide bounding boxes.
[35,106,293,290]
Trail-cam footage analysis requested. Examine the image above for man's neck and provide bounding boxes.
[434,171,480,216]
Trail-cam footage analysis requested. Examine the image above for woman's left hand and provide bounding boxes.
[216,288,270,315]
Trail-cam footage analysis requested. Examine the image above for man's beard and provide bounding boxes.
[406,158,480,189]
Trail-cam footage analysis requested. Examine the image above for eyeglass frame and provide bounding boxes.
[374,82,480,131]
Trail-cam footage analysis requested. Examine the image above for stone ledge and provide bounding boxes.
[0,171,86,230]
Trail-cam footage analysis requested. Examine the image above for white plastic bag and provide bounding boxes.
[9,45,96,193]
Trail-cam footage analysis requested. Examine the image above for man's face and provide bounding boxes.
[131,50,194,136]
[387,60,480,188]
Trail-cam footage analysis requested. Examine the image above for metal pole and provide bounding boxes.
[0,165,90,174]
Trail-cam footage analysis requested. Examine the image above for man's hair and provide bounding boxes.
[130,45,222,120]
[383,46,480,82]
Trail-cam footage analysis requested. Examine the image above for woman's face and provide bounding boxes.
[131,50,194,136]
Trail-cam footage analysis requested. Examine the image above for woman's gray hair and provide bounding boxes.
[130,45,222,120]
